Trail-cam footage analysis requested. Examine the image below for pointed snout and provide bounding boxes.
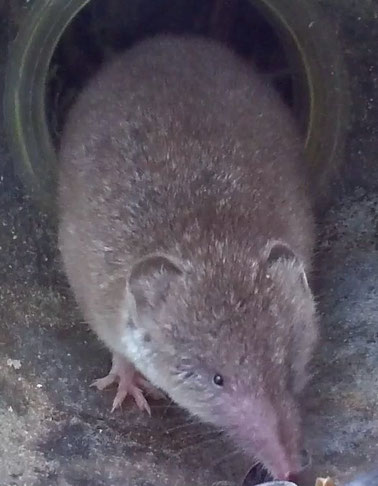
[282,449,311,482]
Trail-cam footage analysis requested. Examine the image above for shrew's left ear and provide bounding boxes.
[129,254,184,314]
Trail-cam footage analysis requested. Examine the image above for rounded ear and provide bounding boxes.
[266,241,297,265]
[129,254,183,314]
[264,240,309,290]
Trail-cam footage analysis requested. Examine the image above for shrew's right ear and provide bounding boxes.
[264,240,309,291]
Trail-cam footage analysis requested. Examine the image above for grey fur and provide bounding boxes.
[58,35,318,479]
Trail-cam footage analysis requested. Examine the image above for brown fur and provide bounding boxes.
[58,35,318,479]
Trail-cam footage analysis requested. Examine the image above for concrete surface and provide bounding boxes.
[304,190,378,482]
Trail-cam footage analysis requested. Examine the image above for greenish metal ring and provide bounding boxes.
[253,0,349,198]
[3,0,349,210]
[3,0,91,212]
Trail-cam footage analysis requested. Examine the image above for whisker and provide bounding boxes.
[150,403,181,410]
[165,419,201,434]
[183,432,224,449]
[245,459,262,472]
[210,448,240,467]
[161,397,180,415]
[182,428,222,441]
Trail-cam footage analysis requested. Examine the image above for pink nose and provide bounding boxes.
[284,471,299,483]
[284,449,311,482]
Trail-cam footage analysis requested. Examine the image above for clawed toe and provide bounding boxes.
[90,373,118,391]
[135,375,166,401]
[110,386,129,413]
[91,354,159,414]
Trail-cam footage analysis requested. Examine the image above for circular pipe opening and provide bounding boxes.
[3,0,349,212]
[47,0,309,150]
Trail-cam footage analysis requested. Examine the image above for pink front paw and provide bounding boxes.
[90,353,163,414]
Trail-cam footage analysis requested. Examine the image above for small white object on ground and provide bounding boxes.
[6,358,21,370]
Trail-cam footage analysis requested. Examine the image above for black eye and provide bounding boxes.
[213,374,224,387]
